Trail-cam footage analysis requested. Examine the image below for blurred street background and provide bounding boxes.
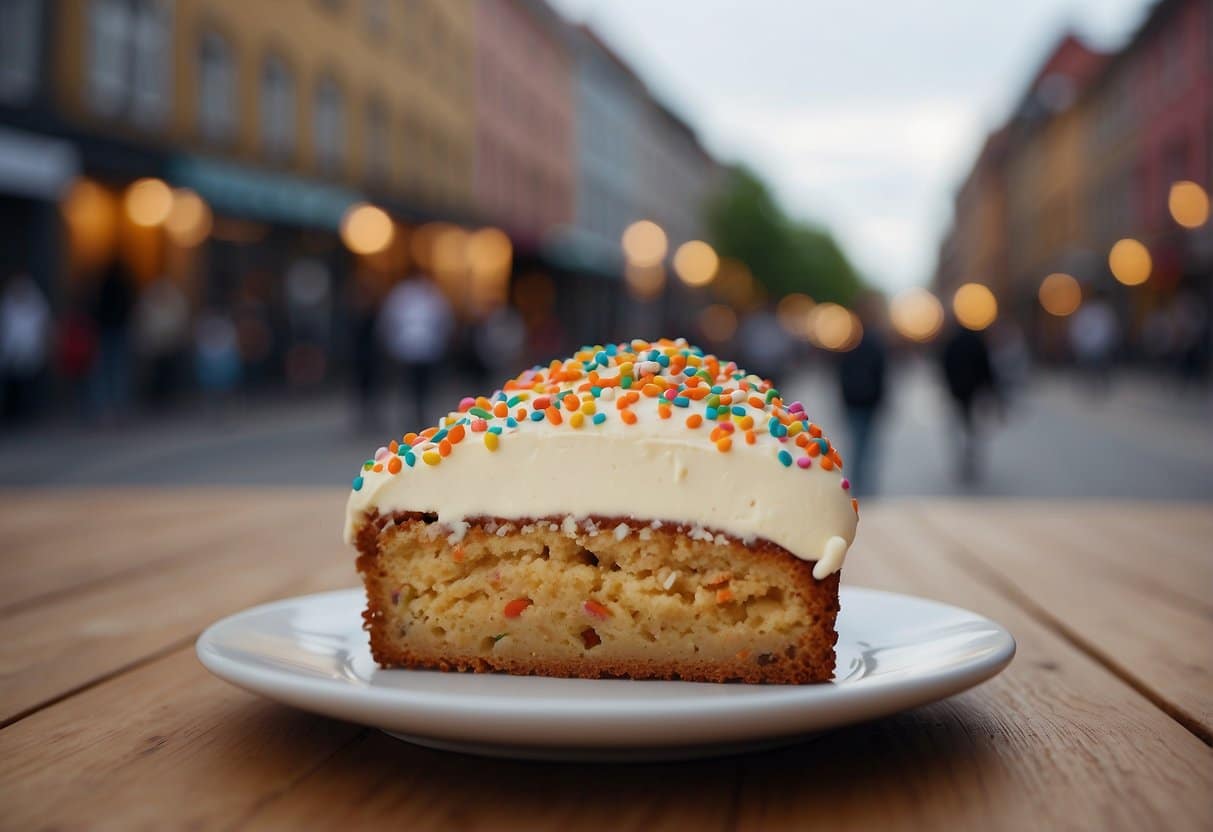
[0,0,1210,498]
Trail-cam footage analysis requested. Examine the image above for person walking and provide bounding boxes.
[836,298,887,496]
[0,272,50,424]
[92,258,137,422]
[940,325,998,484]
[377,273,454,431]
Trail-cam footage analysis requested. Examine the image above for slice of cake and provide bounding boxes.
[346,338,858,684]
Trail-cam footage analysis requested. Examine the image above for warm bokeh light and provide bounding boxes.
[1168,180,1209,229]
[60,178,119,267]
[621,220,668,267]
[409,222,448,271]
[952,283,998,331]
[775,293,815,340]
[698,304,738,342]
[340,203,395,255]
[624,262,665,300]
[713,258,760,310]
[165,189,213,247]
[889,287,944,343]
[124,177,173,227]
[432,226,470,278]
[810,302,862,351]
[466,227,512,314]
[673,240,718,286]
[1108,238,1151,286]
[1038,273,1082,317]
[467,227,512,281]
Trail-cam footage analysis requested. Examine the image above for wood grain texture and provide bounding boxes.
[917,501,1213,739]
[0,492,1210,831]
[0,490,357,724]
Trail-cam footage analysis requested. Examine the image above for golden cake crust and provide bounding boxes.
[354,510,841,684]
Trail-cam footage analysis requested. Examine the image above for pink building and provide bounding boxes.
[475,0,575,242]
[1130,0,1211,238]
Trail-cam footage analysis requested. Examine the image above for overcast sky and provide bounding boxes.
[546,0,1153,292]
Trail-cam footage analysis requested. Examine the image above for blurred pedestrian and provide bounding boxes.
[92,257,137,422]
[473,304,525,389]
[378,273,454,430]
[836,294,887,496]
[56,302,98,420]
[1068,292,1119,392]
[1172,291,1210,387]
[134,276,189,405]
[940,326,998,484]
[348,276,381,431]
[0,272,50,424]
[194,308,242,416]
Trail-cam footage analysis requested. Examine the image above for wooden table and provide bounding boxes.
[1,490,1210,830]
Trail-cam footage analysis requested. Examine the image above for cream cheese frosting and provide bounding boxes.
[344,338,858,578]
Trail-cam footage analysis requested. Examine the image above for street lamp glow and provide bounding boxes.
[1038,273,1082,317]
[673,240,718,286]
[621,220,667,267]
[775,292,815,340]
[1168,180,1209,229]
[889,287,944,342]
[1108,238,1151,286]
[810,303,862,351]
[165,189,212,247]
[467,227,512,281]
[124,177,173,227]
[340,203,395,255]
[952,283,998,331]
[624,262,666,300]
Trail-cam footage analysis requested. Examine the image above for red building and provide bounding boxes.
[474,0,575,243]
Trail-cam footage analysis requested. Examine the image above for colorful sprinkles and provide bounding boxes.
[350,338,852,502]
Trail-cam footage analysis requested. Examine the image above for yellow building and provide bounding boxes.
[50,0,475,213]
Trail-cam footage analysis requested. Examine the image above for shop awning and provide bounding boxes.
[0,126,79,201]
[168,155,361,230]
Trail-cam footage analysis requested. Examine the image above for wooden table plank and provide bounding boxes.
[0,491,358,724]
[918,501,1213,739]
[0,649,365,832]
[2,499,1208,831]
[0,491,271,612]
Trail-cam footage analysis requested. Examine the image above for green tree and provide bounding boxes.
[704,166,863,305]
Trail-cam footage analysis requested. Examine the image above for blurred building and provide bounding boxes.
[475,0,574,240]
[0,0,722,410]
[935,0,1213,364]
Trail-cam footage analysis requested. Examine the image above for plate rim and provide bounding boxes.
[195,585,1016,741]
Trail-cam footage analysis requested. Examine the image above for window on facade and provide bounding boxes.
[0,0,40,104]
[365,97,389,180]
[198,30,235,142]
[87,0,171,123]
[314,74,344,173]
[88,0,132,116]
[260,54,295,159]
[130,1,171,125]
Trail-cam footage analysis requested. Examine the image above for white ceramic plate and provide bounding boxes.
[196,586,1014,760]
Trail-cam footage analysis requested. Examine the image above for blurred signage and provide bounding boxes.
[0,127,79,200]
[168,155,360,230]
